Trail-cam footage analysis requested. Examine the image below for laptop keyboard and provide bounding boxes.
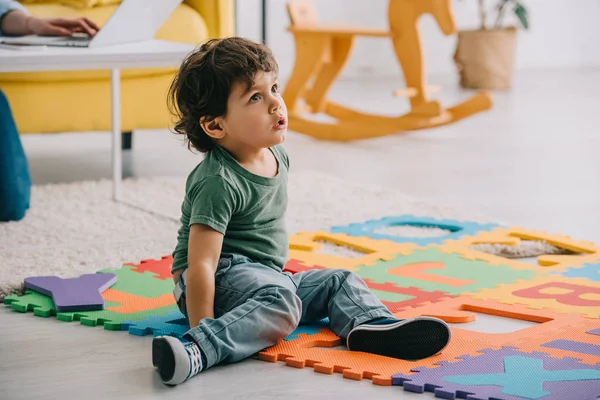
[60,41,90,47]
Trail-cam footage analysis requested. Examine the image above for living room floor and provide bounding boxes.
[3,68,599,399]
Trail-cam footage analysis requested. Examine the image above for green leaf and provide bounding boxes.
[513,2,529,29]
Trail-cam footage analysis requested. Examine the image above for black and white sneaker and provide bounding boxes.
[152,335,204,386]
[347,316,451,361]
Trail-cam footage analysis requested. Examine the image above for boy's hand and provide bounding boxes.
[186,224,225,326]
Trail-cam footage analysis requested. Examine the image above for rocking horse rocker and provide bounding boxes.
[283,0,493,141]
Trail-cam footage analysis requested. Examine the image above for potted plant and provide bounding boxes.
[454,0,529,90]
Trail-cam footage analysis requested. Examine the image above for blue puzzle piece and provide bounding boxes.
[285,318,329,341]
[393,347,600,400]
[125,313,329,340]
[563,261,600,282]
[445,356,600,399]
[330,215,499,246]
[122,310,189,338]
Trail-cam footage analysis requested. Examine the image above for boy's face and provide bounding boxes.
[221,70,288,150]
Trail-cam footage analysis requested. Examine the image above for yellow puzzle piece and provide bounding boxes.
[438,226,600,274]
[467,275,600,319]
[288,230,413,271]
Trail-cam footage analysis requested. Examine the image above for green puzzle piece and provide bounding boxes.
[56,304,179,330]
[5,289,179,330]
[4,290,56,317]
[356,247,535,295]
[96,266,174,298]
[4,265,180,330]
[59,266,178,328]
[4,290,121,320]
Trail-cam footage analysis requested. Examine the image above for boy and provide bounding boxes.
[152,37,451,386]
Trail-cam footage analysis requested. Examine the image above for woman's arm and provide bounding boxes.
[0,7,30,36]
[1,9,98,37]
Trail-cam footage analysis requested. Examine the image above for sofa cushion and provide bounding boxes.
[0,3,207,82]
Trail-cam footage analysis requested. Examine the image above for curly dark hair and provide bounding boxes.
[167,37,279,152]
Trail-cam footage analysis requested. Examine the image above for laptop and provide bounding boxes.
[0,0,182,48]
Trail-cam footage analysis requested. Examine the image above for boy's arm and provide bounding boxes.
[184,175,238,326]
[186,223,224,326]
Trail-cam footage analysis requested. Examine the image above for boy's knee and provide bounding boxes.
[331,269,357,283]
[256,285,301,329]
[336,269,353,278]
[273,286,302,328]
[327,269,369,290]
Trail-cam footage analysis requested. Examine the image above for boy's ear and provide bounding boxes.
[200,116,225,139]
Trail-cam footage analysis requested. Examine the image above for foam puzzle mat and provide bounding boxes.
[4,215,600,400]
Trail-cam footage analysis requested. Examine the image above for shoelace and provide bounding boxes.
[184,341,203,379]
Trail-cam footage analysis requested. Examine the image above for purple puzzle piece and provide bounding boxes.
[392,346,600,400]
[542,340,600,357]
[589,328,600,336]
[24,273,117,312]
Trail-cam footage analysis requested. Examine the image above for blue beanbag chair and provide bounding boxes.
[0,90,30,222]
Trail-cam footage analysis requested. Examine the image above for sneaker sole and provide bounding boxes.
[346,316,451,361]
[152,336,187,386]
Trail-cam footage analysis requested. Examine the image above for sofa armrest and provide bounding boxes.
[184,0,235,38]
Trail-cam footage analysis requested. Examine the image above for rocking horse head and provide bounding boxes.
[427,0,456,35]
[389,0,456,36]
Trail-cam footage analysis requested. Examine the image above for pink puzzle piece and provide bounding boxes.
[24,273,117,312]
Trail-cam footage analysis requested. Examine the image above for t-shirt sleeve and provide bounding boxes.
[0,1,28,37]
[273,145,290,171]
[188,176,237,234]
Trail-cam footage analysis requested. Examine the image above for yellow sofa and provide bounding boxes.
[1,0,235,134]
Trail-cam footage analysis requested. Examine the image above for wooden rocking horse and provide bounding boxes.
[283,0,493,141]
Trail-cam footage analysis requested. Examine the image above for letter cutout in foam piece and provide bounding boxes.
[24,273,117,312]
[393,347,600,400]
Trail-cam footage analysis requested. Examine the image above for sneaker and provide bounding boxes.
[152,335,203,385]
[346,316,451,361]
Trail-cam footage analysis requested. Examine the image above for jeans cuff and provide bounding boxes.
[338,308,393,338]
[185,326,218,369]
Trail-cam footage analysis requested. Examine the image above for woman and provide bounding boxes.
[0,1,98,222]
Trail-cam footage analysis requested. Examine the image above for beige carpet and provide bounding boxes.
[0,170,559,299]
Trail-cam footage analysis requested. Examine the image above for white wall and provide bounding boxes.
[236,0,600,81]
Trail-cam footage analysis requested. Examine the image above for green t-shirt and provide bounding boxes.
[171,144,289,274]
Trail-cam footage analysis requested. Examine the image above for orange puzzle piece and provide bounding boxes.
[259,327,514,386]
[259,295,587,386]
[102,289,175,314]
[515,317,600,366]
[387,261,477,287]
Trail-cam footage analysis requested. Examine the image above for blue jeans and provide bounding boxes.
[174,254,393,369]
[0,90,30,222]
